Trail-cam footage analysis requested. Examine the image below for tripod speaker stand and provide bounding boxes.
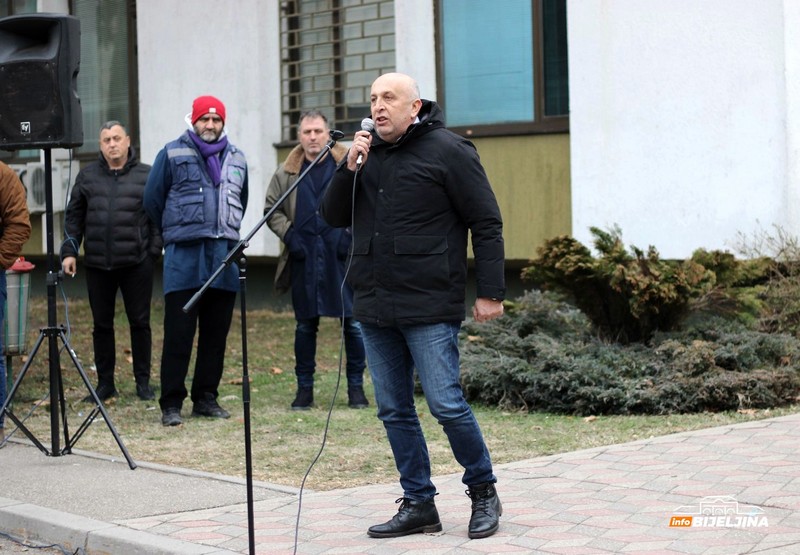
[0,149,136,469]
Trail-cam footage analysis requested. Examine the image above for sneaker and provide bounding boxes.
[83,382,117,403]
[347,386,369,409]
[161,407,182,426]
[191,392,230,419]
[136,382,156,401]
[291,387,313,410]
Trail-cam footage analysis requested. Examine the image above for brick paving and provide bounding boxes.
[113,413,800,554]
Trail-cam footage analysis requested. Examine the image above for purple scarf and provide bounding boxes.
[189,132,228,185]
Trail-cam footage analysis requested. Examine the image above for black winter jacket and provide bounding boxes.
[62,148,162,270]
[321,100,505,326]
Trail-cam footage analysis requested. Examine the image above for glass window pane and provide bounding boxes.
[441,0,533,126]
[72,0,129,153]
[543,0,569,116]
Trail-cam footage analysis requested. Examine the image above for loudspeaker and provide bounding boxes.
[0,13,83,150]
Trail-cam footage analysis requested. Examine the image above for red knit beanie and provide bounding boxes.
[191,95,226,124]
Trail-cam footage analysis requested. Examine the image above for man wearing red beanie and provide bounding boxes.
[144,95,248,426]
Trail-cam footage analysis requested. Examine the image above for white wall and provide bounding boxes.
[136,1,437,258]
[785,0,800,239]
[568,0,792,258]
[136,0,282,257]
[395,0,437,99]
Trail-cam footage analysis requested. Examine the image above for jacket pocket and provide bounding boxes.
[394,235,450,291]
[394,235,447,255]
[226,158,247,187]
[174,157,203,185]
[347,235,372,289]
[225,192,244,230]
[176,193,205,224]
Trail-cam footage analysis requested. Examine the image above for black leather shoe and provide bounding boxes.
[466,482,502,539]
[191,393,230,419]
[161,407,182,426]
[83,382,117,403]
[291,387,313,410]
[347,386,369,409]
[367,497,442,538]
[136,382,156,401]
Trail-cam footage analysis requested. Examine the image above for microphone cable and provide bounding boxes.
[291,161,361,555]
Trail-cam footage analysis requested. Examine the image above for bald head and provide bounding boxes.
[370,72,423,143]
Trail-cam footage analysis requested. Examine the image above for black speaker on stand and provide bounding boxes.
[0,13,135,468]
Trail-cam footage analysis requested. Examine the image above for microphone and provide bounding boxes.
[330,129,345,140]
[356,118,374,168]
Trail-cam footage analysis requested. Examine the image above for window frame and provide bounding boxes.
[434,0,568,138]
[68,0,141,161]
[279,0,396,144]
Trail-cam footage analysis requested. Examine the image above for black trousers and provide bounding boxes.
[159,288,236,411]
[84,256,154,388]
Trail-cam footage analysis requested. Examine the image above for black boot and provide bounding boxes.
[291,387,313,410]
[347,386,369,409]
[83,382,117,403]
[191,392,230,419]
[466,482,502,539]
[367,497,442,538]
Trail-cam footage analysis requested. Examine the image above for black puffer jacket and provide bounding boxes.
[62,148,162,270]
[321,100,505,326]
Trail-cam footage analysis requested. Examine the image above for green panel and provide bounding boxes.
[22,216,43,257]
[473,134,571,263]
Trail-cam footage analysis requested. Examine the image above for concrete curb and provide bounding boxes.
[0,498,240,555]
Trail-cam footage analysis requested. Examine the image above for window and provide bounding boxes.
[72,0,138,155]
[437,0,568,136]
[280,0,395,142]
[0,0,37,16]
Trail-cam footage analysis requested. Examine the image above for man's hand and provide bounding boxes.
[62,256,77,277]
[347,130,372,171]
[472,297,503,323]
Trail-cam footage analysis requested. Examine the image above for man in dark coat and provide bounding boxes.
[265,110,368,410]
[62,121,162,402]
[321,73,505,540]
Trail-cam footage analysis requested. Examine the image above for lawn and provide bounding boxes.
[4,295,796,491]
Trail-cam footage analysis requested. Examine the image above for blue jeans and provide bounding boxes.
[360,321,495,500]
[295,317,366,389]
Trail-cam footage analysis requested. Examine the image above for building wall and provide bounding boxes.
[136,0,282,258]
[568,0,797,258]
[136,0,440,260]
[475,134,571,263]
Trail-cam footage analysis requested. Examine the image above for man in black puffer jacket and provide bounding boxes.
[61,121,162,402]
[321,73,505,541]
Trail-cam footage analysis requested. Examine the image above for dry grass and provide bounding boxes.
[5,294,798,491]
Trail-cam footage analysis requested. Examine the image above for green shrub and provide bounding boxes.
[461,293,800,416]
[522,226,714,343]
